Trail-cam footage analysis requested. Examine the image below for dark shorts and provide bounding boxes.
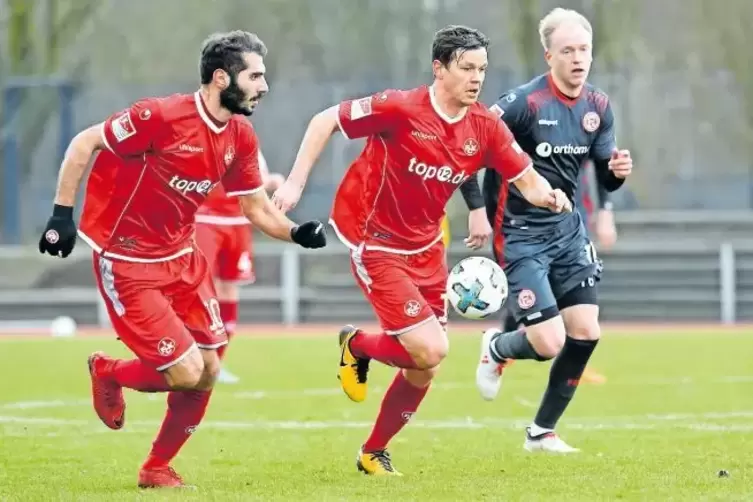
[498,214,601,325]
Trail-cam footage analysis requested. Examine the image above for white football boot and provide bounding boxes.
[475,328,510,401]
[523,427,580,453]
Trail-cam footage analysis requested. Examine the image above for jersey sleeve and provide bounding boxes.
[590,100,617,160]
[222,122,264,197]
[336,90,401,139]
[484,118,532,182]
[489,90,532,136]
[101,99,164,157]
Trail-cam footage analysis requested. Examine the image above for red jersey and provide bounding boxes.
[331,85,532,253]
[79,92,263,262]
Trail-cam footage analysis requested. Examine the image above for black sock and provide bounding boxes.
[533,336,598,429]
[490,329,548,362]
[501,312,518,332]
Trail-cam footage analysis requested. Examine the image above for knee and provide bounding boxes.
[403,365,440,388]
[411,339,449,370]
[568,321,601,342]
[195,351,222,391]
[165,353,205,390]
[526,322,566,360]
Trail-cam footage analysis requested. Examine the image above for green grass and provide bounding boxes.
[1,328,752,501]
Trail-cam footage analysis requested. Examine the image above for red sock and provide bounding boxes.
[142,389,213,469]
[104,359,170,392]
[219,301,238,339]
[349,331,419,369]
[363,371,430,452]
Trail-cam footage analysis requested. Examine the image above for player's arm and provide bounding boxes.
[54,123,108,207]
[590,100,627,192]
[459,175,484,210]
[490,89,532,137]
[228,125,325,249]
[486,119,570,213]
[273,91,399,212]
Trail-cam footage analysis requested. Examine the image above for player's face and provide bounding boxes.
[219,52,269,116]
[435,48,488,107]
[545,22,593,91]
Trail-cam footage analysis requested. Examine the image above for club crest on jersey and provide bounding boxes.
[463,138,479,156]
[111,112,136,142]
[139,109,152,121]
[224,146,235,166]
[582,112,600,132]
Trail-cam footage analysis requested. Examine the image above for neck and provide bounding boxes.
[198,86,232,123]
[430,83,466,119]
[549,71,583,99]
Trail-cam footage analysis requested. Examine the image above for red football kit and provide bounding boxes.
[80,92,263,369]
[331,85,531,333]
[195,182,255,284]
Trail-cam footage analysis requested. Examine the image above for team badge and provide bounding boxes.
[404,300,421,318]
[157,337,176,356]
[463,138,479,156]
[111,112,136,142]
[582,112,600,132]
[517,289,536,310]
[224,146,235,166]
[139,109,152,120]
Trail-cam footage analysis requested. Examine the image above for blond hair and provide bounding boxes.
[538,8,593,50]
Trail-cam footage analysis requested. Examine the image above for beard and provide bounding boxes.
[220,75,255,116]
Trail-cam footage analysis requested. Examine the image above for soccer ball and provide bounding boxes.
[446,256,508,320]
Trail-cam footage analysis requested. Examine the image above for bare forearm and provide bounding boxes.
[243,199,295,242]
[287,106,338,185]
[514,170,555,208]
[55,124,106,206]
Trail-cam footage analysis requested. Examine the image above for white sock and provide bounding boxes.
[529,423,553,437]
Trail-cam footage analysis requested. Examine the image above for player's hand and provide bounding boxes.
[546,189,572,213]
[465,208,492,250]
[609,149,632,179]
[595,209,617,250]
[264,173,286,193]
[38,205,78,258]
[271,179,304,213]
[291,220,327,249]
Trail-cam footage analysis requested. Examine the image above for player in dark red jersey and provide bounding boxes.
[195,150,284,384]
[272,25,571,475]
[37,31,326,488]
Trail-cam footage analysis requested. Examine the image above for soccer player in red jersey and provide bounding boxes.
[273,25,571,475]
[37,31,326,488]
[195,150,284,384]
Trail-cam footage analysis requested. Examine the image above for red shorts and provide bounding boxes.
[93,250,228,371]
[350,242,448,335]
[194,223,254,283]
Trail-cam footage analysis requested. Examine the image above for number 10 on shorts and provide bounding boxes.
[204,298,225,334]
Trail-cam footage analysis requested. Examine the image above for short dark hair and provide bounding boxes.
[431,25,490,66]
[199,30,267,84]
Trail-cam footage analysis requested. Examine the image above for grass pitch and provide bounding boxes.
[0,326,751,501]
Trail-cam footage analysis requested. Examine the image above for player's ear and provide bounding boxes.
[432,60,443,80]
[213,69,230,90]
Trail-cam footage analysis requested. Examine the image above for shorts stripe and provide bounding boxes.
[350,245,372,293]
[97,257,126,317]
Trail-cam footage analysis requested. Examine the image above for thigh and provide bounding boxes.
[350,247,434,335]
[412,243,450,329]
[217,225,255,284]
[169,251,229,350]
[549,224,601,301]
[93,253,196,371]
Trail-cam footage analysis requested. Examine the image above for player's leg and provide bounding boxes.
[475,249,562,401]
[195,223,241,384]
[138,251,228,488]
[341,245,447,475]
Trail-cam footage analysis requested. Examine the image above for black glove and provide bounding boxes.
[38,204,78,258]
[290,220,327,249]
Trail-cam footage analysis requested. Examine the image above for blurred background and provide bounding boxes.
[1,0,753,329]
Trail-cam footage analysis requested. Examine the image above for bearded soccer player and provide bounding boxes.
[37,31,325,488]
[273,25,572,475]
[471,9,633,453]
[195,150,284,384]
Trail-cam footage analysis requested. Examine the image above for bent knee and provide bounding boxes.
[165,352,205,390]
[568,322,601,342]
[526,318,566,360]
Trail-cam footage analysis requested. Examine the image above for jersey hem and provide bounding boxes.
[78,230,194,263]
[328,218,444,255]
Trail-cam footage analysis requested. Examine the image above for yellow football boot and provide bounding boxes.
[338,325,370,402]
[356,449,403,476]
